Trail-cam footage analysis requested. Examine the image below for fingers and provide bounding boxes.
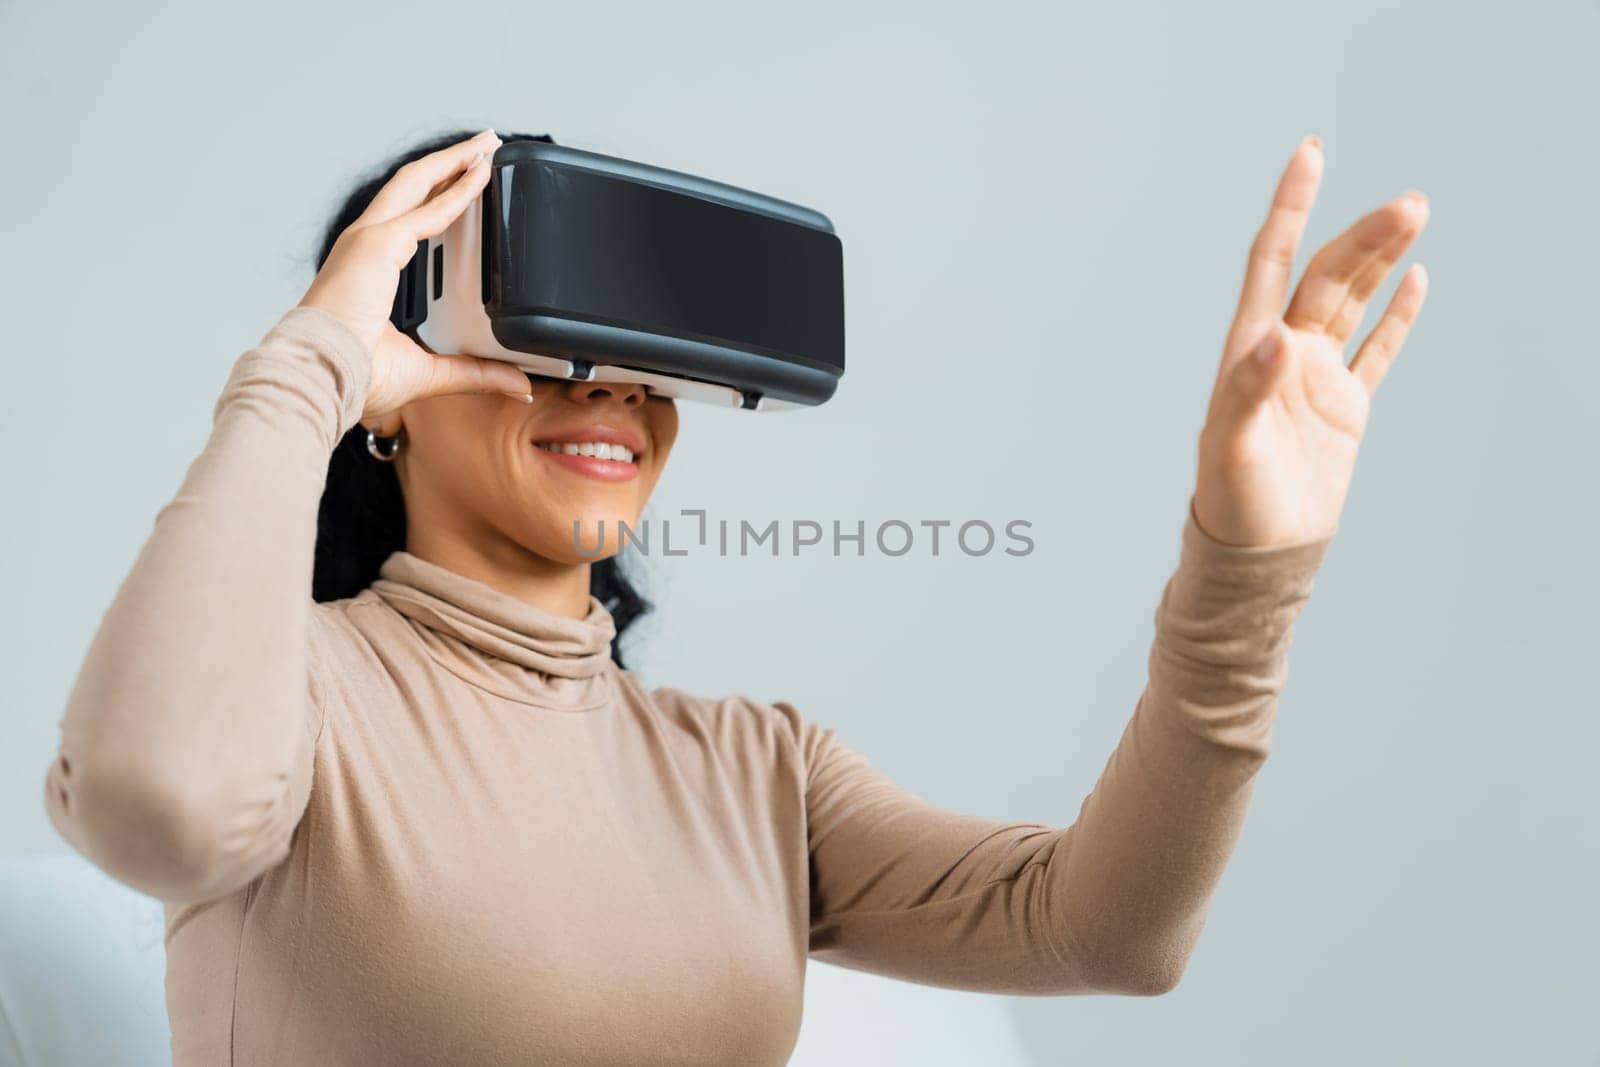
[1213,322,1291,430]
[1324,194,1429,345]
[348,154,492,275]
[1232,136,1323,333]
[363,330,535,432]
[394,152,494,241]
[414,351,534,404]
[354,128,502,229]
[1348,263,1429,397]
[1283,193,1428,337]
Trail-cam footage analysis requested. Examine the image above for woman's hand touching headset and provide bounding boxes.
[1193,135,1430,547]
[297,128,536,437]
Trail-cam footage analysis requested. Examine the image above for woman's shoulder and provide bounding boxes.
[617,672,826,753]
[303,589,401,692]
[309,588,388,650]
[615,671,780,723]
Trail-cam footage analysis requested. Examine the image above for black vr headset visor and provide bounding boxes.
[390,139,845,411]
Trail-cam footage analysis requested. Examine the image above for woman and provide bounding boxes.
[44,126,1428,1065]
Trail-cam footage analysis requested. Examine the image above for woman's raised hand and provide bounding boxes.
[1192,136,1430,547]
[297,128,535,431]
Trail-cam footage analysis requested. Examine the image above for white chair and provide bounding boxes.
[0,852,1030,1066]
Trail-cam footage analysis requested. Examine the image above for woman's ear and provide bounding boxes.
[362,414,405,438]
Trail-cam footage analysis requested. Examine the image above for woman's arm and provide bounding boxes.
[797,497,1331,995]
[43,129,524,906]
[801,136,1428,994]
[42,308,371,905]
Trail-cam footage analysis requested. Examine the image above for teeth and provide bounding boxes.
[535,441,635,463]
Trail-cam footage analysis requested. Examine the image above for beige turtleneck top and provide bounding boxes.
[44,307,1335,1065]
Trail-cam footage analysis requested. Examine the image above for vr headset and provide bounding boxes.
[389,139,845,410]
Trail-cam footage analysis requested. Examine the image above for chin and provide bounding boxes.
[529,510,646,564]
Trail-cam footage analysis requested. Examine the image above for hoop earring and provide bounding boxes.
[366,429,403,462]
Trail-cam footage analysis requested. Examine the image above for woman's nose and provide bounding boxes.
[566,379,646,407]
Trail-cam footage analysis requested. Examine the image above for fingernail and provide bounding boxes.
[1401,187,1428,204]
[1302,134,1322,151]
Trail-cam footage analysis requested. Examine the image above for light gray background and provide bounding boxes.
[3,1,1596,1064]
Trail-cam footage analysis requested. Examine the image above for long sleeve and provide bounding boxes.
[796,499,1335,996]
[43,306,372,905]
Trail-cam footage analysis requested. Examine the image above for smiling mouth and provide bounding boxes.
[533,440,637,464]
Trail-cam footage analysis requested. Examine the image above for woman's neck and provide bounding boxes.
[402,528,593,620]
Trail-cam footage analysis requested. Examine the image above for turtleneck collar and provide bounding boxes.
[368,550,617,711]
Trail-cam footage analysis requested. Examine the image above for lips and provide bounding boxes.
[530,423,646,483]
